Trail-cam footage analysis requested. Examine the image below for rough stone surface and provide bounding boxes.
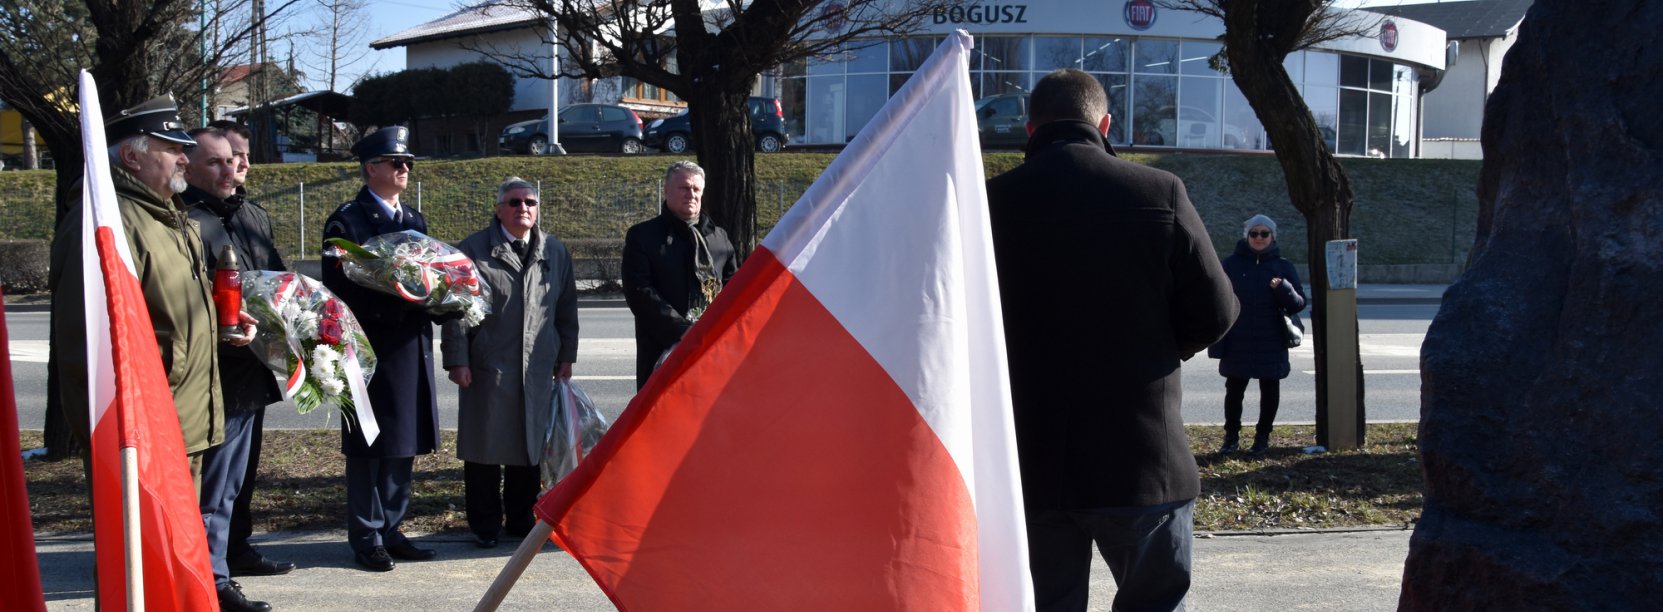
[1400,1,1663,609]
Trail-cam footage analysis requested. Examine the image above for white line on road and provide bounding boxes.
[1301,369,1420,375]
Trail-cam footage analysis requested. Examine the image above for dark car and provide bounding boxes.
[644,97,789,154]
[498,103,645,155]
[975,93,1029,150]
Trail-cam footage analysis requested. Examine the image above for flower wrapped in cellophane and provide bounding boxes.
[242,271,380,444]
[323,230,491,326]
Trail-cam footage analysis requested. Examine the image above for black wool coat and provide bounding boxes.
[321,186,442,458]
[185,186,288,414]
[987,120,1238,511]
[1208,239,1307,380]
[621,208,738,389]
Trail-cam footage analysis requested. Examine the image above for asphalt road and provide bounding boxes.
[7,302,1433,435]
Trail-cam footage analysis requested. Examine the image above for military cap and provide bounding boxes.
[105,95,195,146]
[352,126,415,162]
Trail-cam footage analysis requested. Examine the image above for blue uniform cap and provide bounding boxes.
[352,126,414,162]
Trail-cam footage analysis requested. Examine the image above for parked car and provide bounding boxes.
[644,97,789,154]
[498,103,645,155]
[975,92,1029,150]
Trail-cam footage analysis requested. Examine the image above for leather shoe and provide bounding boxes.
[353,547,395,572]
[228,551,295,577]
[384,539,437,561]
[475,535,499,549]
[218,580,272,612]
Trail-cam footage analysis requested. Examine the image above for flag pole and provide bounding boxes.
[473,520,555,612]
[121,446,145,612]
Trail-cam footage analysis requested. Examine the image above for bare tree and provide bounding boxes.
[0,0,300,457]
[1157,0,1378,447]
[474,0,955,255]
[300,0,373,92]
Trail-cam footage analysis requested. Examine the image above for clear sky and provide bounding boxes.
[340,0,1441,92]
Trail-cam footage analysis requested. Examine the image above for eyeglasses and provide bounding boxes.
[502,197,539,208]
[1248,231,1273,239]
[372,158,414,170]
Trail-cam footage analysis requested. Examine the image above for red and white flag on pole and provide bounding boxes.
[0,291,46,612]
[78,70,218,611]
[536,31,1033,611]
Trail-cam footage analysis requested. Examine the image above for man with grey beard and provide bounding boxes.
[49,96,251,490]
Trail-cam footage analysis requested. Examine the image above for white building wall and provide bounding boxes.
[404,29,583,113]
[1420,30,1516,141]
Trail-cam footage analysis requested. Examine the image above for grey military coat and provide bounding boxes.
[441,219,579,466]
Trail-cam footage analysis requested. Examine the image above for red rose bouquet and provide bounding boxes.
[323,230,492,326]
[242,271,380,443]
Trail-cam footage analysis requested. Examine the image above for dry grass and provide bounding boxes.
[19,423,1422,535]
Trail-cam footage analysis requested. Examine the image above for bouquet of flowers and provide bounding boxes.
[542,379,609,490]
[324,230,491,326]
[242,271,380,443]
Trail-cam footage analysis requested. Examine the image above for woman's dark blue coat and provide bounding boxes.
[1208,239,1307,380]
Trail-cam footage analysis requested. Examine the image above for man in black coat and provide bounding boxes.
[986,69,1238,612]
[622,160,738,389]
[183,127,287,612]
[321,126,442,572]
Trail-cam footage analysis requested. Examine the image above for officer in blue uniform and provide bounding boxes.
[321,126,442,572]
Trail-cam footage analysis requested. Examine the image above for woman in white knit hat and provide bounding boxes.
[1207,214,1307,456]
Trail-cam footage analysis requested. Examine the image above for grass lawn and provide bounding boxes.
[19,423,1420,535]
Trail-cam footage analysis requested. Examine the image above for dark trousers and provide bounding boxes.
[200,408,258,588]
[226,407,265,561]
[1027,499,1194,612]
[1223,376,1281,436]
[463,461,540,538]
[345,455,415,553]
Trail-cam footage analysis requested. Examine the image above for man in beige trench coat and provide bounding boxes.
[442,176,579,548]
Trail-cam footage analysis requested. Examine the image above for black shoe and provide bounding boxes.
[475,535,499,549]
[228,551,295,577]
[1218,431,1240,456]
[1248,433,1271,457]
[218,580,273,612]
[353,547,395,572]
[384,539,437,561]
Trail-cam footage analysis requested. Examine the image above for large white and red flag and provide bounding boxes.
[536,31,1033,610]
[78,71,218,610]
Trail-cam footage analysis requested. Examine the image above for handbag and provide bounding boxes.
[1281,311,1304,349]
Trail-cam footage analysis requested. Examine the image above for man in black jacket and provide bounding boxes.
[986,69,1238,612]
[183,126,286,612]
[206,120,297,580]
[622,160,738,389]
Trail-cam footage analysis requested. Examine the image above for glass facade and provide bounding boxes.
[778,35,1422,157]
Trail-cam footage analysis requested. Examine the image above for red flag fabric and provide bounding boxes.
[0,291,46,612]
[78,70,218,611]
[537,32,1033,611]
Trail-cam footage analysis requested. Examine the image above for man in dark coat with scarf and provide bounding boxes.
[622,160,739,389]
[183,126,287,612]
[986,69,1238,612]
[321,126,442,572]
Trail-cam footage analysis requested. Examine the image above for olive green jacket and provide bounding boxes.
[50,165,224,454]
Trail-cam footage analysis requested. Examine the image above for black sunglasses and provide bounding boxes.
[372,158,414,170]
[502,197,539,208]
[1248,231,1273,238]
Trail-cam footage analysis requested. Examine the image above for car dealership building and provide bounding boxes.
[775,0,1449,158]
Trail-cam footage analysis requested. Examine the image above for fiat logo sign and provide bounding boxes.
[1380,19,1399,52]
[1125,0,1156,31]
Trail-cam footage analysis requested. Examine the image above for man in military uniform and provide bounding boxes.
[182,127,286,612]
[49,96,252,486]
[320,126,442,572]
[205,119,298,579]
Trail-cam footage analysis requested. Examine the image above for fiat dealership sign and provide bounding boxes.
[1124,0,1156,31]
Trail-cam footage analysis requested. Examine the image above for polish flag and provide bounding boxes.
[536,32,1033,610]
[78,71,218,610]
[0,291,46,611]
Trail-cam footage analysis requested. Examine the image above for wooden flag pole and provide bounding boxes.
[474,520,556,612]
[121,446,145,612]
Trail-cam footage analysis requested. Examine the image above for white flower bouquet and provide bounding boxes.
[323,230,491,326]
[242,271,380,442]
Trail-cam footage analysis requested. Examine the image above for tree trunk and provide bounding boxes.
[1401,1,1663,607]
[22,122,38,170]
[687,86,758,258]
[1219,6,1363,447]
